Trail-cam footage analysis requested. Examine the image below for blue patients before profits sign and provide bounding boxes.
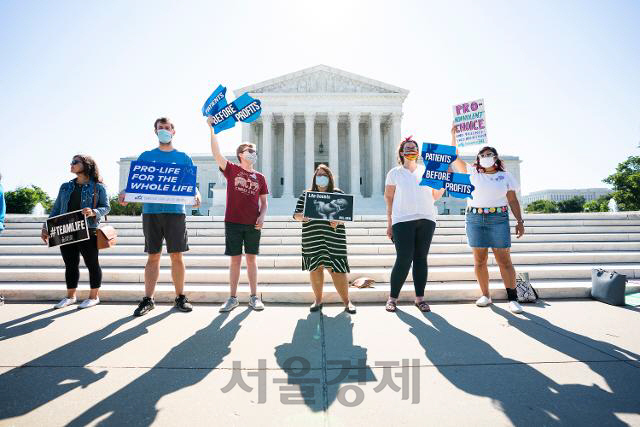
[202,84,262,133]
[420,142,475,199]
[201,85,228,117]
[124,161,198,205]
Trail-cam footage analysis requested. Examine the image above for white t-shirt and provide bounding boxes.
[385,164,437,225]
[467,164,520,208]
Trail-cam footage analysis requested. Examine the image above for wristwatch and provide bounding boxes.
[517,219,525,224]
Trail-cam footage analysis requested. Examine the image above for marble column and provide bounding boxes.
[349,112,361,197]
[283,112,295,197]
[328,112,339,185]
[241,123,251,143]
[371,112,382,196]
[261,113,273,190]
[304,112,315,189]
[391,112,402,167]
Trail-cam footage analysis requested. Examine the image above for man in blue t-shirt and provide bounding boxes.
[120,117,201,317]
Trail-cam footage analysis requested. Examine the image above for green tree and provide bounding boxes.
[525,199,558,213]
[107,195,142,216]
[5,186,53,214]
[603,156,640,211]
[557,196,585,213]
[583,194,611,212]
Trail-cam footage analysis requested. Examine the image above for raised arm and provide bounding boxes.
[207,117,228,171]
[450,123,468,174]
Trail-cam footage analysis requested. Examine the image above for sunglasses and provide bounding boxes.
[70,159,81,165]
[243,149,256,154]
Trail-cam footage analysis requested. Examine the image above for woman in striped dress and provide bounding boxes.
[293,164,356,314]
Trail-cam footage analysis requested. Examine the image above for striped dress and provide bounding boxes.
[294,190,350,273]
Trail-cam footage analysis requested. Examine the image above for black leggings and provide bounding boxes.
[390,219,436,298]
[59,230,102,289]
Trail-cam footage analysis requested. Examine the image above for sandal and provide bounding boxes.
[385,299,397,312]
[344,301,356,314]
[415,301,431,312]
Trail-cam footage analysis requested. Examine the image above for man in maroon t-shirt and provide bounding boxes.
[207,117,269,312]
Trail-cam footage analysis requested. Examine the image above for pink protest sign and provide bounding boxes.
[453,98,487,148]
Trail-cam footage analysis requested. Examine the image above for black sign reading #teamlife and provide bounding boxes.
[46,210,90,248]
[303,191,354,222]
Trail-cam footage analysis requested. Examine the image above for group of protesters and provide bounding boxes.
[40,115,526,315]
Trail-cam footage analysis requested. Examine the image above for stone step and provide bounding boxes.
[1,252,639,268]
[2,232,639,246]
[1,241,639,256]
[5,224,640,237]
[7,212,640,223]
[1,279,639,303]
[7,218,640,230]
[0,263,637,283]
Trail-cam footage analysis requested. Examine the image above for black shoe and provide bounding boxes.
[175,294,193,312]
[309,302,323,312]
[134,297,155,317]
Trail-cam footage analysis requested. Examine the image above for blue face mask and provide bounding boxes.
[157,129,173,144]
[316,175,329,187]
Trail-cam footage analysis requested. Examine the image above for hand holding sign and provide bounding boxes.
[202,84,262,134]
[420,142,475,199]
[124,161,198,205]
[453,98,487,148]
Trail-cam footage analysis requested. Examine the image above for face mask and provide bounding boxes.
[403,153,419,161]
[316,175,329,187]
[479,156,495,168]
[157,129,173,144]
[243,152,257,164]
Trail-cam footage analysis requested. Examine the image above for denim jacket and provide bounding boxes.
[48,179,110,228]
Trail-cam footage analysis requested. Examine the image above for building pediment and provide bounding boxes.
[235,65,409,96]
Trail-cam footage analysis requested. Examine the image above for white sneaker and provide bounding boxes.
[249,295,265,311]
[54,297,76,309]
[78,298,100,309]
[476,295,492,307]
[509,300,524,314]
[219,296,239,312]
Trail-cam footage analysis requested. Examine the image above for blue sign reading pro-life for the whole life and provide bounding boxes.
[124,161,198,205]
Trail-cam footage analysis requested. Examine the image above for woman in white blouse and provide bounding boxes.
[384,136,445,312]
[450,126,526,313]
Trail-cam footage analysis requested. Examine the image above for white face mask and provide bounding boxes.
[316,175,329,187]
[243,152,257,164]
[157,129,173,144]
[479,156,495,168]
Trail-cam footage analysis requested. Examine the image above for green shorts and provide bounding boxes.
[224,221,261,256]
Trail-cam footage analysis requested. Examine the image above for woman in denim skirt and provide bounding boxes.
[450,126,526,313]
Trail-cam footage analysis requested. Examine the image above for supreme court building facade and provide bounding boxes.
[235,65,408,201]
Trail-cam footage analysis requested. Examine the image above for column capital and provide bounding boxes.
[261,111,273,123]
[327,111,340,122]
[391,111,403,120]
[348,111,361,121]
[304,112,316,123]
[282,112,295,122]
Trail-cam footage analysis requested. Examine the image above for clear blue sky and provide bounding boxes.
[1,0,639,197]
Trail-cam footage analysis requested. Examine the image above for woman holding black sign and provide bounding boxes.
[293,165,356,314]
[449,125,525,313]
[384,137,445,312]
[41,155,110,310]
